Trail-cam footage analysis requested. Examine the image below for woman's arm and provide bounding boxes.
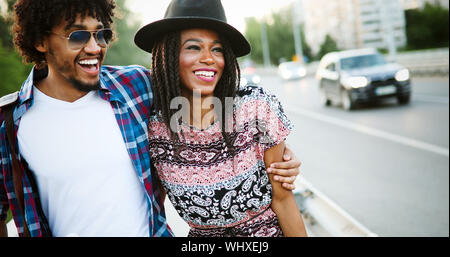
[264,142,307,237]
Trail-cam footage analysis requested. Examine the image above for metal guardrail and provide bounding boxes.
[294,177,378,237]
[393,48,449,76]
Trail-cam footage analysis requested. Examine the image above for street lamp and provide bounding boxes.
[260,19,271,68]
[292,0,304,64]
[379,0,397,61]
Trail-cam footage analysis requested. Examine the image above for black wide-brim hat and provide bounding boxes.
[134,0,251,57]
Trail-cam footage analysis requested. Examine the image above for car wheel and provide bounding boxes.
[320,88,331,106]
[397,95,411,105]
[341,90,355,111]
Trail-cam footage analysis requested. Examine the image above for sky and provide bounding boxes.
[127,0,297,33]
[0,0,6,16]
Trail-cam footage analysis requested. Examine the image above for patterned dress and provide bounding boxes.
[148,85,293,237]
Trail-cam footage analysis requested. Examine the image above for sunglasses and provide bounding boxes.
[50,28,113,50]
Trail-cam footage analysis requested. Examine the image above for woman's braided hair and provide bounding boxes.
[12,0,116,69]
[150,30,241,153]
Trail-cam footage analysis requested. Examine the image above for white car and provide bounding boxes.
[278,61,307,80]
[240,66,261,86]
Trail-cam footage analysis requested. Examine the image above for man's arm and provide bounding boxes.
[267,144,302,190]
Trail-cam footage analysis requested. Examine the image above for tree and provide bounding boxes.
[103,0,151,67]
[0,39,32,96]
[0,0,15,49]
[316,34,339,60]
[0,0,31,97]
[244,4,313,66]
[243,17,264,64]
[404,3,449,50]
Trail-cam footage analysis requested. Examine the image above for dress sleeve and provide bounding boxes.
[235,86,293,152]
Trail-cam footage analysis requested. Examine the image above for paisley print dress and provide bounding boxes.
[148,86,293,237]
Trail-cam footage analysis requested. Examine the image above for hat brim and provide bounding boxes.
[134,17,251,57]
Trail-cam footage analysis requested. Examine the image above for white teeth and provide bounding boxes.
[195,71,215,77]
[78,59,98,65]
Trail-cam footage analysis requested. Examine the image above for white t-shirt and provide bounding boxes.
[17,87,150,237]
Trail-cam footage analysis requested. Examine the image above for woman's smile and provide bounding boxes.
[193,68,217,83]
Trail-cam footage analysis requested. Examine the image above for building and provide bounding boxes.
[400,0,449,9]
[301,0,407,55]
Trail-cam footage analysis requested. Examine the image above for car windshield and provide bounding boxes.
[340,54,387,70]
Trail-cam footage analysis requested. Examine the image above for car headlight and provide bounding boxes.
[282,70,292,79]
[252,75,261,84]
[297,68,307,77]
[395,69,410,82]
[342,76,370,89]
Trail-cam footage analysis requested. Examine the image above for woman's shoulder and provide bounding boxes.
[235,85,283,111]
[235,86,292,149]
[236,84,271,99]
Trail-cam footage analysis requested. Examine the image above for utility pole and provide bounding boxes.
[260,20,271,67]
[379,0,397,61]
[292,0,305,64]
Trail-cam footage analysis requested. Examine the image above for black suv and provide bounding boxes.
[316,48,411,110]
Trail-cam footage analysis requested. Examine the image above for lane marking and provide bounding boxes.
[286,107,449,158]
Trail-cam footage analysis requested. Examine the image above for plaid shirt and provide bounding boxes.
[0,65,173,237]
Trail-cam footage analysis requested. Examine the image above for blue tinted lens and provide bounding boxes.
[69,31,91,48]
[97,29,113,46]
[68,29,112,49]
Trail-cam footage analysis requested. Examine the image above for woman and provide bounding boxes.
[135,0,307,237]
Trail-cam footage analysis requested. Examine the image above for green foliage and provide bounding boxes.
[244,5,313,65]
[266,10,296,65]
[0,16,13,49]
[316,35,339,60]
[405,3,449,50]
[6,209,11,223]
[0,39,32,96]
[1,1,32,97]
[244,17,264,64]
[103,0,151,68]
[0,0,14,50]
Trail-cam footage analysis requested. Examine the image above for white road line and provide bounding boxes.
[286,107,449,158]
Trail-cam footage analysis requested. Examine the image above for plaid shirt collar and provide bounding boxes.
[16,67,125,120]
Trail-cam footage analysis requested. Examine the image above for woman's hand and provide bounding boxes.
[266,144,302,190]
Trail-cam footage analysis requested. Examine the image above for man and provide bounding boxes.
[0,0,301,237]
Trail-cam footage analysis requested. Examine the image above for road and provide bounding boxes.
[260,74,449,237]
